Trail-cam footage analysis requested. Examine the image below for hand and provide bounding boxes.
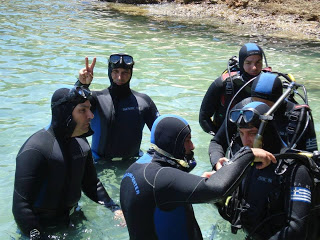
[113,209,126,227]
[215,157,229,170]
[251,148,276,169]
[201,170,216,178]
[78,57,96,85]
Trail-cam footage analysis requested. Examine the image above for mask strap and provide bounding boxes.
[150,143,189,168]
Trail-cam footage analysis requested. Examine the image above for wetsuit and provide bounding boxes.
[121,147,256,240]
[214,101,319,239]
[89,88,159,160]
[199,43,267,134]
[75,62,159,161]
[199,73,252,134]
[220,147,317,239]
[209,98,318,169]
[12,88,119,236]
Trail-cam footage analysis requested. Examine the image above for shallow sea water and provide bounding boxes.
[1,0,320,239]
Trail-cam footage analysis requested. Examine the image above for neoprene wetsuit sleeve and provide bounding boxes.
[208,119,232,170]
[81,151,120,211]
[144,97,159,130]
[154,147,254,208]
[296,112,318,152]
[208,99,250,169]
[199,77,224,134]
[268,165,313,240]
[12,149,47,235]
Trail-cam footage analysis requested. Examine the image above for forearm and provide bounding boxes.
[199,110,215,133]
[12,191,41,235]
[188,147,254,203]
[209,138,226,170]
[75,79,90,88]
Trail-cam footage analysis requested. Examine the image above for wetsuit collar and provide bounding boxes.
[151,144,190,169]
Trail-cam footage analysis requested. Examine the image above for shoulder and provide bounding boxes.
[287,162,314,184]
[16,128,55,160]
[131,89,150,98]
[212,76,224,87]
[92,88,109,97]
[131,90,155,105]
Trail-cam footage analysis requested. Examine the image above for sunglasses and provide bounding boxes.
[51,86,92,109]
[109,54,134,66]
[229,108,261,124]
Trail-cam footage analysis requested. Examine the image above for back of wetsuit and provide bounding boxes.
[121,152,202,240]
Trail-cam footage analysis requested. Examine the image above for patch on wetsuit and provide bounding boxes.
[123,173,140,195]
[291,187,311,203]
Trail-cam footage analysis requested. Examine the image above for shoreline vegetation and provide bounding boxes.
[104,0,320,43]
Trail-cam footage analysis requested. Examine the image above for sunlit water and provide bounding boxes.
[1,0,320,239]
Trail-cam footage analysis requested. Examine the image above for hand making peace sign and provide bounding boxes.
[78,57,96,85]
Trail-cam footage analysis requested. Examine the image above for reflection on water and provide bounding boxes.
[1,0,320,239]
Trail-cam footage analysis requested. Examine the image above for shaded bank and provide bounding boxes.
[104,0,320,42]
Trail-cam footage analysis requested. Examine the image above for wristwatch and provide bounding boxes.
[30,229,41,240]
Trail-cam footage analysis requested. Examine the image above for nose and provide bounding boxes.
[190,140,195,151]
[243,135,252,148]
[88,109,94,120]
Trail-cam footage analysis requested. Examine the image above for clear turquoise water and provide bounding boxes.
[1,0,320,239]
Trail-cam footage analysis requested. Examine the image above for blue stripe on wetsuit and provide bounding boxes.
[91,108,101,161]
[154,206,189,240]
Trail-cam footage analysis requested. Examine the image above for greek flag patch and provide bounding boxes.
[291,187,311,203]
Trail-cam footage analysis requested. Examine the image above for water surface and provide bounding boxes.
[1,0,320,239]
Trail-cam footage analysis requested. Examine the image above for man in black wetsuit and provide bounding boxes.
[76,54,159,162]
[199,43,270,136]
[120,114,276,240]
[12,87,123,239]
[209,72,318,169]
[217,101,318,239]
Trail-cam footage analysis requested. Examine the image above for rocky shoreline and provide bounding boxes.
[108,1,320,42]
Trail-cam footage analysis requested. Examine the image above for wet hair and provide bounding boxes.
[251,72,283,102]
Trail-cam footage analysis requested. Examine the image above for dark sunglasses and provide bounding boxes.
[109,54,134,66]
[51,86,92,109]
[229,108,261,124]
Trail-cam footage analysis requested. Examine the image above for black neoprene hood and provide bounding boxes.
[151,114,191,160]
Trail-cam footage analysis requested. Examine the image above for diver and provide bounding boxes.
[76,54,159,162]
[216,101,319,239]
[120,114,276,240]
[209,72,318,169]
[12,87,123,239]
[199,43,271,136]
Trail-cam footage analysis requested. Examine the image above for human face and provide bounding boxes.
[239,127,258,148]
[111,68,131,85]
[71,100,94,137]
[243,55,263,77]
[184,134,195,155]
